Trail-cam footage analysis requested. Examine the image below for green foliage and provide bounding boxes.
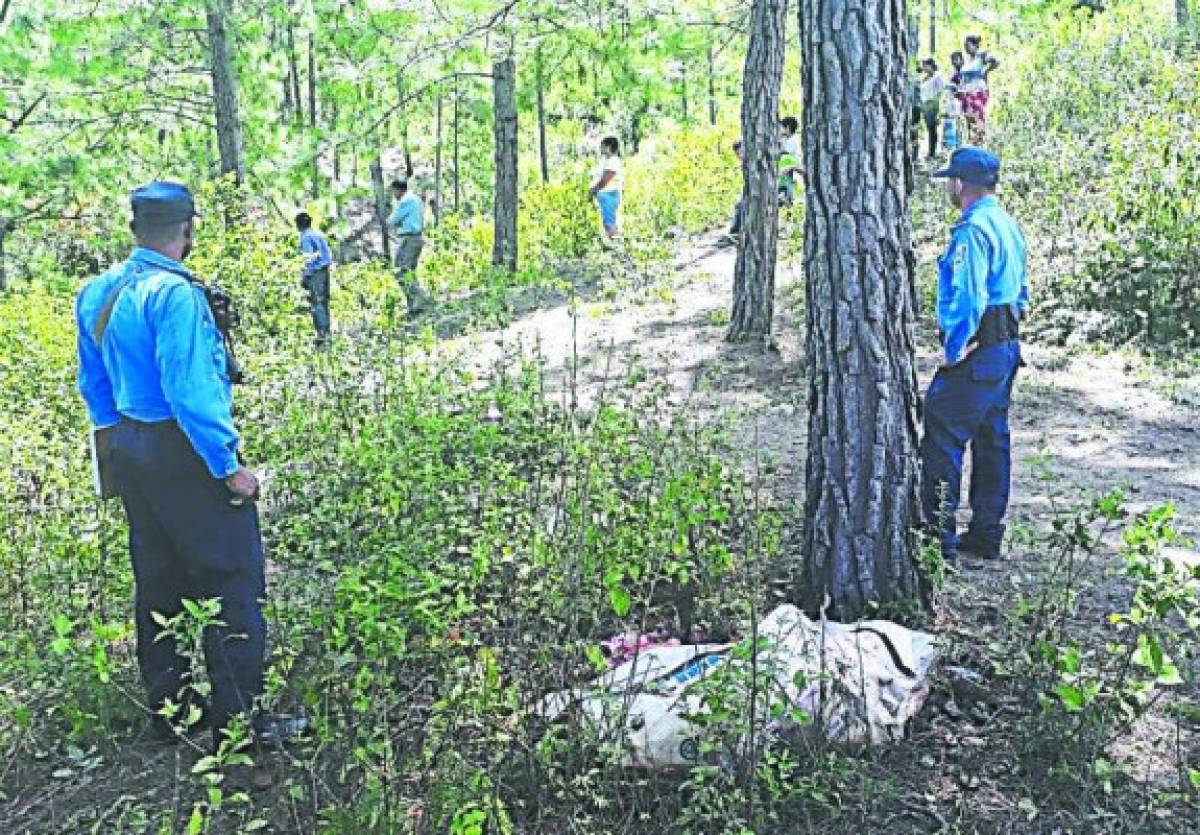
[999,491,1200,800]
[991,2,1200,346]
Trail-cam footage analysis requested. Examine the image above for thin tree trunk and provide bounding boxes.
[726,0,787,344]
[309,33,319,197]
[206,0,245,184]
[287,23,302,126]
[370,157,391,262]
[680,66,689,122]
[434,93,443,225]
[307,33,317,129]
[929,0,937,55]
[799,0,923,620]
[536,46,550,183]
[453,80,461,212]
[707,45,718,126]
[492,57,518,271]
[281,75,293,124]
[0,217,8,292]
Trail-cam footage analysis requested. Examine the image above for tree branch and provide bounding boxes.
[4,92,46,133]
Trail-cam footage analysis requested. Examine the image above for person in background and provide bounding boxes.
[780,116,800,159]
[908,71,924,158]
[387,179,432,315]
[587,136,623,238]
[922,149,1028,565]
[919,58,946,160]
[75,182,303,757]
[942,88,963,153]
[726,139,745,243]
[294,212,331,343]
[778,116,803,204]
[959,35,1000,145]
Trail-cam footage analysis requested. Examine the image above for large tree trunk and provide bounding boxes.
[726,0,787,344]
[492,57,518,272]
[206,0,245,184]
[799,0,923,620]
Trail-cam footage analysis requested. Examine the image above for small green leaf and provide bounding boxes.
[1054,684,1086,712]
[608,585,631,617]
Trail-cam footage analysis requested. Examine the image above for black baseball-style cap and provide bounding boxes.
[130,181,201,224]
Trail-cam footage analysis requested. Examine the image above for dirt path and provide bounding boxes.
[453,230,1200,556]
[448,230,1200,826]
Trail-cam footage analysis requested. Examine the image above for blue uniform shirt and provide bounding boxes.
[76,248,240,479]
[300,228,332,274]
[387,194,423,235]
[937,195,1029,365]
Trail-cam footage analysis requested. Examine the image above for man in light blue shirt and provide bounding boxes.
[76,182,292,750]
[295,212,332,342]
[922,148,1028,564]
[387,179,432,315]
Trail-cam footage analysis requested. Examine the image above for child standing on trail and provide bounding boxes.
[588,136,623,238]
[942,86,963,153]
[919,59,946,160]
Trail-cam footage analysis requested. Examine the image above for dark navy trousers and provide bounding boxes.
[107,418,265,735]
[920,340,1021,560]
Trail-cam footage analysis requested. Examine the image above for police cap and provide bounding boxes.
[932,147,1000,187]
[130,181,201,225]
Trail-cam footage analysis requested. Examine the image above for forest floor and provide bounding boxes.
[6,227,1199,834]
[440,226,1200,832]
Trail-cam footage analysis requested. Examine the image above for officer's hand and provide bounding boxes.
[225,466,260,506]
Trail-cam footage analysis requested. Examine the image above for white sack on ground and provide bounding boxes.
[537,604,938,769]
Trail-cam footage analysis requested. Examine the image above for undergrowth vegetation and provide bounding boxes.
[991,5,1200,349]
[2,3,1200,833]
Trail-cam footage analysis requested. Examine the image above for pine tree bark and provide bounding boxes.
[206,0,245,184]
[799,0,923,620]
[492,57,518,272]
[726,0,787,344]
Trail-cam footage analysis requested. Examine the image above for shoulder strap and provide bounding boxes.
[91,264,145,345]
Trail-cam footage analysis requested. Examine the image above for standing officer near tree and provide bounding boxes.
[923,149,1028,564]
[76,182,292,749]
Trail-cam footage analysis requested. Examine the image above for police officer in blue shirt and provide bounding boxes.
[924,149,1029,563]
[76,182,271,746]
[295,211,332,342]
